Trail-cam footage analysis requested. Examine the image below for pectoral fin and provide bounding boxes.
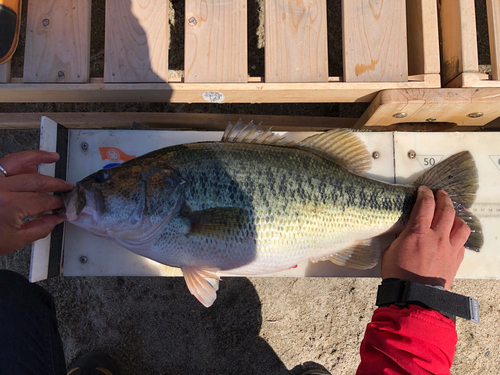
[182,266,221,307]
[182,207,248,238]
[327,238,381,270]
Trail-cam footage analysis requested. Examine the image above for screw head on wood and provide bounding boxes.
[42,19,50,26]
[426,118,436,122]
[188,16,197,27]
[408,150,416,159]
[81,142,88,150]
[80,256,87,263]
[393,112,407,118]
[58,71,65,78]
[468,112,484,118]
[372,151,380,159]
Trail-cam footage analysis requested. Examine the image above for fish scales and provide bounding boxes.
[63,123,482,307]
[142,142,415,274]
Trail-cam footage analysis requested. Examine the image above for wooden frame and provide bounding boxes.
[355,88,500,129]
[0,101,498,132]
[0,76,440,103]
[0,0,441,103]
[439,0,500,88]
[0,112,358,131]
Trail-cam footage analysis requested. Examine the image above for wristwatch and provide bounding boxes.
[376,278,480,324]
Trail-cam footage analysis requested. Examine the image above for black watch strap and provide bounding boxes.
[376,279,480,324]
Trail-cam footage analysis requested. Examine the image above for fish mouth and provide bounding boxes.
[62,183,103,227]
[62,184,144,241]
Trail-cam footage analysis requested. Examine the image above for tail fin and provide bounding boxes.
[456,207,484,251]
[413,151,483,251]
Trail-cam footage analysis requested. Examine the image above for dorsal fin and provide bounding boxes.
[221,121,371,175]
[221,119,293,146]
[298,129,372,175]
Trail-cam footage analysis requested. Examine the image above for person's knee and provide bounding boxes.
[0,270,53,309]
[0,269,30,293]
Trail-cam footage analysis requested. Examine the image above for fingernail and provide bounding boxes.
[418,186,427,192]
[49,152,59,157]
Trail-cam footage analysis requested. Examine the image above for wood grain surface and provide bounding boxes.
[487,0,500,81]
[343,0,408,82]
[265,0,328,82]
[0,61,11,83]
[406,0,440,76]
[23,0,91,83]
[0,112,358,131]
[104,0,169,83]
[357,88,500,127]
[185,0,247,83]
[439,0,478,86]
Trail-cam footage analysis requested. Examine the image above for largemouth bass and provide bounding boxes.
[63,122,483,307]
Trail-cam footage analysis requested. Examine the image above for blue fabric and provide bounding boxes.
[0,270,66,375]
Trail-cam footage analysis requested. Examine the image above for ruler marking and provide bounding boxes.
[469,203,500,217]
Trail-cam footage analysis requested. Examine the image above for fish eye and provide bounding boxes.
[95,170,110,183]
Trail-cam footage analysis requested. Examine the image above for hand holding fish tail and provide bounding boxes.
[0,151,74,255]
[381,186,470,290]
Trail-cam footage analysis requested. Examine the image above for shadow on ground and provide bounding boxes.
[42,276,292,374]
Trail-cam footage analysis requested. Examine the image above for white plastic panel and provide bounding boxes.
[63,130,394,277]
[394,133,500,278]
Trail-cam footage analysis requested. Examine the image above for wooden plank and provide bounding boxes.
[23,0,91,83]
[0,112,358,131]
[0,79,441,104]
[406,0,440,75]
[185,0,247,83]
[0,61,11,83]
[264,0,328,83]
[355,88,500,128]
[447,72,500,88]
[439,0,478,87]
[342,0,408,82]
[4,112,494,132]
[487,0,500,81]
[104,0,168,83]
[7,73,436,85]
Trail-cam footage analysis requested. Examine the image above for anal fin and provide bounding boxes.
[181,266,221,307]
[327,238,381,270]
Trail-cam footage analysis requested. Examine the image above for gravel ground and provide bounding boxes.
[1,0,499,374]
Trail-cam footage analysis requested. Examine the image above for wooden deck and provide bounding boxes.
[0,0,440,103]
[1,0,500,129]
[440,0,500,88]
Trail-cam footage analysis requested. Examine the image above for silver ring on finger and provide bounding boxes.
[0,164,8,176]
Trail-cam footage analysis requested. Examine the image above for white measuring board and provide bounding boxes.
[63,130,394,278]
[394,133,500,279]
[30,117,58,282]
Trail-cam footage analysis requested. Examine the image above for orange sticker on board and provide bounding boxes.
[99,147,136,162]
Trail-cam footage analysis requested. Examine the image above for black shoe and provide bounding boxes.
[67,351,120,375]
[0,0,21,64]
[299,370,331,375]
